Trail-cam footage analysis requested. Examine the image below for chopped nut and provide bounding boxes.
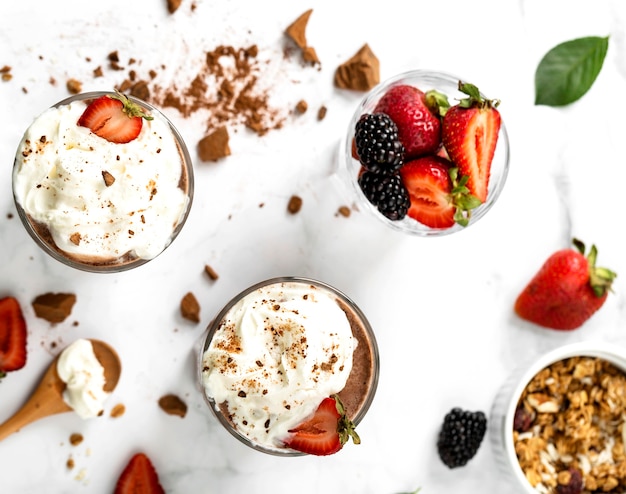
[102,170,116,187]
[295,100,308,114]
[204,264,219,281]
[287,195,302,214]
[69,433,83,446]
[110,403,126,418]
[66,79,82,94]
[180,292,200,323]
[69,232,81,246]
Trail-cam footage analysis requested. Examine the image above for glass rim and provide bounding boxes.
[12,90,195,273]
[198,276,380,457]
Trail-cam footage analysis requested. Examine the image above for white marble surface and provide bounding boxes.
[2,1,626,493]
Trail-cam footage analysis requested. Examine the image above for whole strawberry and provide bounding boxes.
[514,239,616,330]
[374,84,448,159]
[442,81,501,203]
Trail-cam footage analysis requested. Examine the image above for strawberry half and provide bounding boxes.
[0,296,27,379]
[374,84,449,159]
[284,395,360,456]
[442,81,501,203]
[399,156,481,229]
[77,91,153,144]
[114,452,165,494]
[514,239,617,330]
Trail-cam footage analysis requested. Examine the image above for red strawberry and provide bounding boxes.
[284,395,360,456]
[399,156,481,229]
[374,84,449,159]
[0,296,27,379]
[114,452,165,494]
[514,239,617,330]
[442,81,501,203]
[77,91,153,144]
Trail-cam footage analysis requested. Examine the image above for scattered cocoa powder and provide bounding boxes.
[110,403,126,418]
[287,195,303,214]
[204,264,219,281]
[32,292,76,323]
[166,0,182,14]
[180,292,200,323]
[116,44,285,138]
[334,44,380,91]
[285,9,320,65]
[66,79,82,94]
[69,433,83,446]
[197,126,231,162]
[158,394,188,418]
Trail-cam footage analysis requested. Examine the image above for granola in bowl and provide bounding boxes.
[490,342,626,494]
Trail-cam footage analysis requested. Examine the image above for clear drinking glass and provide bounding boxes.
[198,276,380,456]
[12,91,194,273]
[338,69,510,237]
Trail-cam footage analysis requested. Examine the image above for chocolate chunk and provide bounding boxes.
[180,292,200,323]
[197,126,231,162]
[32,292,76,323]
[158,394,187,418]
[334,44,380,91]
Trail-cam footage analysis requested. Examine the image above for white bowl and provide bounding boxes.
[490,341,626,493]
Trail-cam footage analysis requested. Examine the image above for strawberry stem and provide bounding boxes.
[448,167,482,227]
[332,394,361,446]
[571,238,617,297]
[457,81,500,110]
[110,90,154,121]
[425,89,450,117]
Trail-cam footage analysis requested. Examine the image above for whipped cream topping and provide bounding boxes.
[201,281,356,450]
[57,339,109,419]
[13,98,189,261]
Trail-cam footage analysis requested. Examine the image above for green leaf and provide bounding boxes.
[535,36,609,106]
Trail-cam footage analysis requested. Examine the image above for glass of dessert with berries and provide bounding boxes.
[341,70,509,236]
[12,90,194,272]
[198,277,379,456]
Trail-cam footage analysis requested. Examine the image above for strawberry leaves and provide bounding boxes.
[535,36,609,107]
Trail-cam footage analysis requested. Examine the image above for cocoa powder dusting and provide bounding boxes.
[121,44,285,137]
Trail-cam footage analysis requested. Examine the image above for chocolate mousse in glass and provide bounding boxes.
[12,91,194,273]
[199,277,380,456]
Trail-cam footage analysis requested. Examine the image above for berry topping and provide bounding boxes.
[556,468,583,494]
[354,113,405,173]
[284,395,360,456]
[437,407,487,468]
[399,156,481,229]
[0,296,27,379]
[114,452,165,494]
[358,170,410,221]
[77,90,153,144]
[442,81,501,203]
[373,84,448,158]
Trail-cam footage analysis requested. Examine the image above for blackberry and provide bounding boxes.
[354,113,405,173]
[358,171,410,221]
[437,407,487,468]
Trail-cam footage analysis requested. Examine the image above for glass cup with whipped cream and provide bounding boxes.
[199,277,380,456]
[12,91,194,273]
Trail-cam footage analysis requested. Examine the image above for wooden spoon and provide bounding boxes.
[0,339,121,441]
